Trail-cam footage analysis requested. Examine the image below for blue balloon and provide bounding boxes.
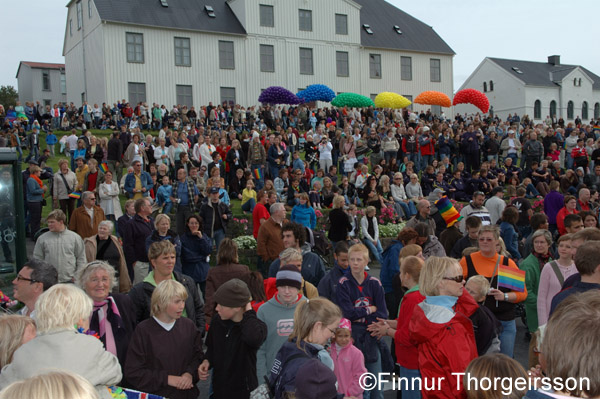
[297,84,336,103]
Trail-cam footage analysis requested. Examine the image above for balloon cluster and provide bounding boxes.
[297,84,336,103]
[258,86,302,105]
[414,91,452,108]
[452,89,490,113]
[331,93,374,108]
[374,92,412,109]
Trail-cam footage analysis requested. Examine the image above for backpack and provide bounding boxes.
[305,227,331,258]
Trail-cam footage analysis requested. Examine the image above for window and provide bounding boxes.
[218,41,234,69]
[42,70,50,91]
[335,14,347,35]
[126,33,144,63]
[299,9,312,31]
[60,73,66,94]
[76,1,82,29]
[127,82,146,105]
[88,0,92,18]
[336,51,349,77]
[220,87,236,106]
[69,19,73,36]
[403,95,413,110]
[43,100,51,107]
[260,44,274,72]
[370,94,377,101]
[534,100,541,119]
[431,105,441,115]
[430,58,441,82]
[567,101,574,119]
[595,103,600,119]
[176,85,193,108]
[299,48,313,75]
[369,54,381,79]
[550,100,557,118]
[483,82,487,92]
[259,4,274,27]
[174,37,191,67]
[582,101,588,120]
[400,56,412,81]
[489,80,494,91]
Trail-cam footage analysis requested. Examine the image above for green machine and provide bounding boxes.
[0,148,27,274]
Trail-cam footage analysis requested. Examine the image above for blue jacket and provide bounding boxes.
[290,204,316,229]
[380,240,403,294]
[180,232,212,283]
[26,177,45,202]
[45,133,57,145]
[144,229,183,273]
[500,221,521,260]
[268,340,321,399]
[268,249,326,287]
[156,185,173,206]
[317,261,349,304]
[124,171,154,198]
[336,272,388,325]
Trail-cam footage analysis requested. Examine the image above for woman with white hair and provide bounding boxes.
[0,284,122,399]
[84,220,131,293]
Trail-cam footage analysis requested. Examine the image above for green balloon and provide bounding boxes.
[331,93,375,108]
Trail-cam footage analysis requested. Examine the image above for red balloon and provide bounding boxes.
[453,89,490,113]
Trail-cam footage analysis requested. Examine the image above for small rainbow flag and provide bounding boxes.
[498,265,526,292]
[253,168,262,180]
[69,192,81,199]
[99,162,109,173]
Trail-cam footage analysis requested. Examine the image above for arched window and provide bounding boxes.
[534,100,541,119]
[595,103,600,119]
[582,101,588,120]
[489,80,494,91]
[483,82,487,92]
[567,101,574,119]
[549,100,557,118]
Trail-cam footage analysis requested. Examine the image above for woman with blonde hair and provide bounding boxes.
[0,371,100,399]
[0,284,122,399]
[291,192,316,230]
[0,315,36,369]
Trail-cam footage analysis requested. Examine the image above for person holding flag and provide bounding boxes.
[459,225,527,358]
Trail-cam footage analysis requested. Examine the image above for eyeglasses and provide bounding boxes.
[16,275,38,283]
[326,327,336,335]
[478,237,494,242]
[443,275,464,283]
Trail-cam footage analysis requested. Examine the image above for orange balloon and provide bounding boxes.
[414,91,452,108]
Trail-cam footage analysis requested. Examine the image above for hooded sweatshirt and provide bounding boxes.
[256,294,308,382]
[330,341,367,398]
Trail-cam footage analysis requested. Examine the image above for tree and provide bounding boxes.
[0,86,18,108]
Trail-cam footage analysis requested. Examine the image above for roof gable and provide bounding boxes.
[489,57,600,90]
[16,62,65,79]
[354,0,454,55]
[92,0,245,35]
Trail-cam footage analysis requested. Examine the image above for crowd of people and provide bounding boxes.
[1,99,600,399]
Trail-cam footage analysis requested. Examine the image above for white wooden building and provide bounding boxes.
[63,0,455,109]
[455,56,600,123]
[16,62,67,106]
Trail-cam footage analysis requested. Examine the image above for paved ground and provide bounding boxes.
[1,244,529,398]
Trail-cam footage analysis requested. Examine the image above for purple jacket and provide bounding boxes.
[544,190,564,224]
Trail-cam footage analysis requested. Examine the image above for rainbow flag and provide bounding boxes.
[99,162,109,173]
[435,196,462,227]
[498,265,526,292]
[69,192,81,199]
[253,168,262,180]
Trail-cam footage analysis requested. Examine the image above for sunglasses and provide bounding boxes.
[16,275,38,283]
[443,275,464,283]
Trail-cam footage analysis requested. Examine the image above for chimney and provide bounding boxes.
[548,55,560,66]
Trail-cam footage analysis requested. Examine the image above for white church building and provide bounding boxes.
[455,55,600,123]
[63,0,455,108]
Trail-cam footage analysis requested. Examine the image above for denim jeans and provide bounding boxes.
[505,153,518,165]
[420,154,433,171]
[241,198,256,212]
[399,366,422,399]
[396,200,417,218]
[499,319,516,357]
[211,228,225,252]
[363,239,383,264]
[364,345,383,399]
[407,153,419,171]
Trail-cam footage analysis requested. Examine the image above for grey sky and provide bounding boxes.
[2,0,599,94]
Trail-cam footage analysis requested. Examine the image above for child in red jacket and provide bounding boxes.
[330,318,368,398]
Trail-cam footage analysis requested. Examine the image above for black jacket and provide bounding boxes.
[128,271,205,332]
[206,311,267,398]
[122,214,154,273]
[199,200,232,237]
[226,148,247,172]
[107,137,123,162]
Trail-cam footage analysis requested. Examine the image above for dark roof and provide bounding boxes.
[16,62,65,78]
[91,0,245,35]
[354,0,454,55]
[489,57,600,90]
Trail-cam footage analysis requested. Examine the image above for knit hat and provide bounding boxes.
[276,264,302,290]
[435,196,463,228]
[338,318,351,331]
[295,359,338,399]
[213,278,251,308]
[252,131,260,140]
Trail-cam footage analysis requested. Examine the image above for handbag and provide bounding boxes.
[59,173,74,195]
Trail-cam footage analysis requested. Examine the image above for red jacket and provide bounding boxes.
[409,292,478,399]
[394,289,425,370]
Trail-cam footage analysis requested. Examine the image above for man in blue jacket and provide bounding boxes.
[317,241,349,304]
[124,160,153,199]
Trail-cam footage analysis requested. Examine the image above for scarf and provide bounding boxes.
[31,174,43,188]
[93,296,121,356]
[534,252,552,270]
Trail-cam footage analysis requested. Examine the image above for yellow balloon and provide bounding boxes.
[374,92,412,109]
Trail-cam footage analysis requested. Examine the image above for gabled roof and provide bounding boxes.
[16,62,65,78]
[354,0,454,55]
[489,57,600,90]
[91,0,246,35]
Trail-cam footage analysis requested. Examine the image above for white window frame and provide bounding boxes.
[335,14,348,35]
[401,56,412,81]
[369,54,381,79]
[336,51,349,77]
[259,4,274,27]
[430,58,441,82]
[299,9,312,32]
[218,41,235,70]
[260,44,275,72]
[299,48,314,75]
[126,33,144,63]
[174,37,191,67]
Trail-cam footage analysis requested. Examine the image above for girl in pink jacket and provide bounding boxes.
[330,318,368,398]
